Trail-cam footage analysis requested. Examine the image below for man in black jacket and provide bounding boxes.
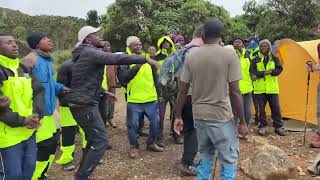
[66,26,159,180]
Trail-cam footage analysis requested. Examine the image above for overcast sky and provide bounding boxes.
[0,0,247,18]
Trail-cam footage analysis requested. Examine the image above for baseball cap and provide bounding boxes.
[78,26,101,43]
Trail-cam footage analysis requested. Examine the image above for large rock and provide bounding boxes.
[241,144,294,180]
[246,135,269,145]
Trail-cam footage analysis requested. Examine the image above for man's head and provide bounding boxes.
[175,43,182,49]
[161,39,172,50]
[27,32,53,52]
[203,18,224,42]
[259,39,272,55]
[78,26,103,48]
[126,36,142,54]
[233,38,245,50]
[0,33,19,59]
[147,46,157,57]
[101,41,111,52]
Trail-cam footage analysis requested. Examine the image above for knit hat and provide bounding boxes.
[27,32,47,49]
[174,35,184,44]
[126,36,140,47]
[259,39,272,48]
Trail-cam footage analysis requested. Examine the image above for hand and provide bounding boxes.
[25,114,40,129]
[264,70,273,75]
[106,92,117,102]
[0,96,10,108]
[61,86,71,93]
[174,117,183,135]
[146,58,161,70]
[251,75,257,81]
[238,123,249,139]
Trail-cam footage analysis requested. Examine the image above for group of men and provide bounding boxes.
[0,16,289,180]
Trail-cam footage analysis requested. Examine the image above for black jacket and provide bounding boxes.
[57,59,73,107]
[66,44,148,106]
[0,62,44,127]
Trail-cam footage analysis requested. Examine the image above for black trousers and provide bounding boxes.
[181,96,198,166]
[252,94,260,122]
[61,126,77,147]
[99,95,108,125]
[70,105,108,180]
[37,132,58,179]
[256,94,283,128]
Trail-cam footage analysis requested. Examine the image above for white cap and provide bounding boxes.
[126,36,140,47]
[78,26,101,43]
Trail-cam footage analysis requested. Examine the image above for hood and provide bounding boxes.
[157,36,176,56]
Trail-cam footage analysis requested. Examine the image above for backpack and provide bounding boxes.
[158,45,198,95]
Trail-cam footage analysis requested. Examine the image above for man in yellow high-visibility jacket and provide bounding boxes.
[233,38,253,125]
[118,36,163,158]
[0,33,43,180]
[250,39,285,136]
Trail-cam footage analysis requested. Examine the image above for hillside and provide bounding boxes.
[0,7,85,56]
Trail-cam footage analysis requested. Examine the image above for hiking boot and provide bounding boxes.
[179,164,197,176]
[108,119,117,128]
[258,127,267,136]
[138,131,149,137]
[174,136,184,145]
[62,161,76,171]
[128,146,139,159]
[156,139,165,147]
[311,135,320,148]
[275,128,286,136]
[147,143,164,152]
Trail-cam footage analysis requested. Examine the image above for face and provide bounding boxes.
[0,35,19,59]
[148,46,157,56]
[102,41,111,52]
[86,32,103,48]
[37,36,53,52]
[260,42,270,54]
[161,40,171,50]
[175,43,182,49]
[233,39,244,50]
[129,41,142,54]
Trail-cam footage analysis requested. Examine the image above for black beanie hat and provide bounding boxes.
[27,32,47,49]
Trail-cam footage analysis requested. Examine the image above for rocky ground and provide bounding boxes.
[49,92,320,180]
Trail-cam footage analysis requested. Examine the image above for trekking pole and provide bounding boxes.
[304,61,313,146]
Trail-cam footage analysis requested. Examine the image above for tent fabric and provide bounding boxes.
[273,39,320,125]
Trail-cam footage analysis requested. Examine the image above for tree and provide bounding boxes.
[102,0,236,51]
[242,0,320,41]
[86,10,101,27]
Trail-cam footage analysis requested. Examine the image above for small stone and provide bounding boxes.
[298,171,306,176]
[296,166,303,172]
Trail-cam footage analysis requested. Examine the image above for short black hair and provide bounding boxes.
[204,18,224,39]
[193,24,204,38]
[234,38,244,43]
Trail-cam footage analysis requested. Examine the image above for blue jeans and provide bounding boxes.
[127,101,160,145]
[0,134,37,180]
[243,93,252,125]
[195,119,239,180]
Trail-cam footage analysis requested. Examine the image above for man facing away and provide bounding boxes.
[174,18,248,179]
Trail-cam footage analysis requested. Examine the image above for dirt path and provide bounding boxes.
[49,92,320,180]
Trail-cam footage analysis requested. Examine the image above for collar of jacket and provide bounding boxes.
[0,55,19,70]
[33,49,52,60]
